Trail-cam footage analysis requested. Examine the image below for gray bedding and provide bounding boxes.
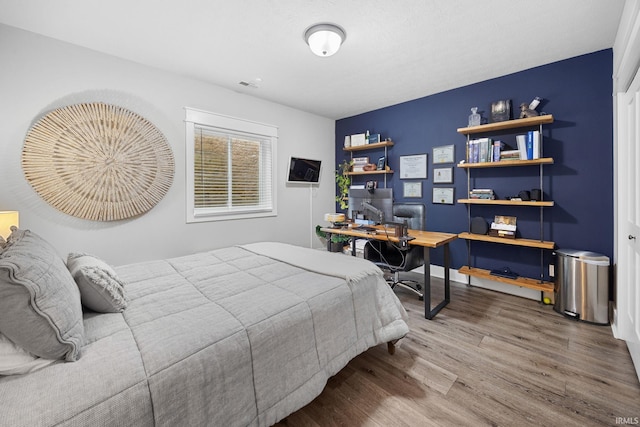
[0,242,409,426]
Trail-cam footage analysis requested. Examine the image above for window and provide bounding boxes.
[185,108,277,222]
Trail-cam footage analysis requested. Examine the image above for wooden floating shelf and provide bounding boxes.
[457,199,554,207]
[344,140,394,152]
[458,158,554,168]
[346,169,393,176]
[458,232,555,250]
[458,266,554,292]
[457,115,554,135]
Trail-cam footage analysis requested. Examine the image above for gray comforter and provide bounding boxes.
[0,242,409,426]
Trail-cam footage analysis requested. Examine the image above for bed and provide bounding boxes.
[0,229,409,426]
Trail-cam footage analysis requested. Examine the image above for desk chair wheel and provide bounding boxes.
[385,272,423,300]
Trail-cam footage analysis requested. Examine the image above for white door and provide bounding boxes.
[616,65,640,380]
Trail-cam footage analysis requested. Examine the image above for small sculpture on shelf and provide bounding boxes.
[519,96,542,118]
[519,103,539,118]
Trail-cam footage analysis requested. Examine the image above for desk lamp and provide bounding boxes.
[0,211,19,243]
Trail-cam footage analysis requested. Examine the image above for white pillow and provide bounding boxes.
[0,333,56,375]
[67,253,128,313]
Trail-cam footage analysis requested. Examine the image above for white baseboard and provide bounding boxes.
[611,305,621,338]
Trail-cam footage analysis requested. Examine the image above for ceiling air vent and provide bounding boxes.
[238,81,258,88]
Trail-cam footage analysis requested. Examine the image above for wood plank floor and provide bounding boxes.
[274,276,640,426]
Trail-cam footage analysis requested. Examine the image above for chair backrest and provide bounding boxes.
[392,203,425,231]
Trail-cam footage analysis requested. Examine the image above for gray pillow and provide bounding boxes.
[67,253,128,313]
[0,228,84,361]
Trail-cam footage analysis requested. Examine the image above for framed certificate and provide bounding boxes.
[433,167,453,184]
[433,145,455,164]
[399,154,427,179]
[403,181,422,198]
[432,187,454,204]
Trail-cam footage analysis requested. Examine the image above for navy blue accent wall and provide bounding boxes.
[335,50,613,280]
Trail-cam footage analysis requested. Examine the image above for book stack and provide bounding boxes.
[467,137,492,163]
[469,189,495,199]
[489,215,517,239]
[351,156,369,172]
[467,138,507,163]
[516,130,540,160]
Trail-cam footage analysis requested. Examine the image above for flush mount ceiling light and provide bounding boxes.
[304,23,346,57]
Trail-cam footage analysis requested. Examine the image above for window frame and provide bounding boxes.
[185,107,278,223]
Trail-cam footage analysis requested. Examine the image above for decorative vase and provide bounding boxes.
[468,107,481,127]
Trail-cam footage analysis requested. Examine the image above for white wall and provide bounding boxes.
[0,24,335,265]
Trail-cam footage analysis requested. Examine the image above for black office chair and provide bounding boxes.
[364,203,425,300]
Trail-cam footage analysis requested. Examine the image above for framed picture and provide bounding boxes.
[490,99,512,122]
[433,167,453,184]
[433,145,455,164]
[433,187,454,204]
[377,156,386,170]
[399,154,427,179]
[403,181,422,198]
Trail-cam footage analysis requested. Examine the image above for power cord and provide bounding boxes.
[370,225,408,270]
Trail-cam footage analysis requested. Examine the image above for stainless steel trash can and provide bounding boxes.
[553,249,610,324]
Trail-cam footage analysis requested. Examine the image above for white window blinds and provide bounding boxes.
[194,125,273,211]
[185,108,277,222]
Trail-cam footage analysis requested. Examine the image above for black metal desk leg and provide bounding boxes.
[424,243,451,319]
[423,246,431,319]
[444,243,451,303]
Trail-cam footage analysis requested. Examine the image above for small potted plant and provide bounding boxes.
[315,225,351,252]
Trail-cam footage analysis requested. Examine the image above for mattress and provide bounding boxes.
[0,242,409,426]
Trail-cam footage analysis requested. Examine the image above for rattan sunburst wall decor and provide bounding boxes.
[22,102,175,221]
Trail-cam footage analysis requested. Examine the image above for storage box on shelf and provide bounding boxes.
[456,115,555,293]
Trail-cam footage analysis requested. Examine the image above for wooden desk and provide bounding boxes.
[321,225,457,319]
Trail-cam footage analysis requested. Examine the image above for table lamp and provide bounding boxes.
[0,211,19,240]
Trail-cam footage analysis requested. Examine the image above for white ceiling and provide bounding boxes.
[0,0,626,119]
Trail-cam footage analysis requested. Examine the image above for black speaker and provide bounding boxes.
[518,190,530,201]
[470,217,488,234]
[530,188,541,201]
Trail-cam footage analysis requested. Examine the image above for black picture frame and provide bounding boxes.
[399,154,427,179]
[403,181,422,198]
[433,167,453,184]
[432,187,455,204]
[491,99,512,123]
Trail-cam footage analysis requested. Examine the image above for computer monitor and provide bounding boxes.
[348,188,393,224]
